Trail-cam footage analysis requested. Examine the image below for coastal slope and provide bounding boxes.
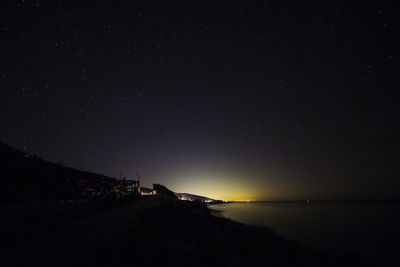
[3,196,363,266]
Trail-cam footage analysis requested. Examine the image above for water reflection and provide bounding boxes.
[209,202,400,267]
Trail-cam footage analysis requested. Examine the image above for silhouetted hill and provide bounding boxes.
[176,192,216,202]
[0,142,117,203]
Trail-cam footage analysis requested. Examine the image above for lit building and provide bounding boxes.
[140,187,156,195]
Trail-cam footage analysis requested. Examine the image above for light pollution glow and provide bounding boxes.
[160,172,275,202]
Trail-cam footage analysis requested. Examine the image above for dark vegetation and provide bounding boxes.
[0,142,130,203]
[1,143,364,266]
[153,183,177,198]
[2,196,364,267]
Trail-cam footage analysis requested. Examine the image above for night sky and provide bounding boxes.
[1,1,399,201]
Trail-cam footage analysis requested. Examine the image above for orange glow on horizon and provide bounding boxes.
[162,172,275,202]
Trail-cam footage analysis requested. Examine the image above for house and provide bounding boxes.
[140,187,155,195]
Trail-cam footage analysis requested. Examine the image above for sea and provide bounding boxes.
[208,202,400,266]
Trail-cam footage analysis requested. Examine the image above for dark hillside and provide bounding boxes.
[0,143,117,203]
[2,196,363,267]
[0,143,364,266]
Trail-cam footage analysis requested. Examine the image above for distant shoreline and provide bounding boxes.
[218,200,400,205]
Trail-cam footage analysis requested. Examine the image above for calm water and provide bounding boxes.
[209,202,400,266]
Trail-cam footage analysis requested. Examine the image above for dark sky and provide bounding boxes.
[1,1,399,201]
